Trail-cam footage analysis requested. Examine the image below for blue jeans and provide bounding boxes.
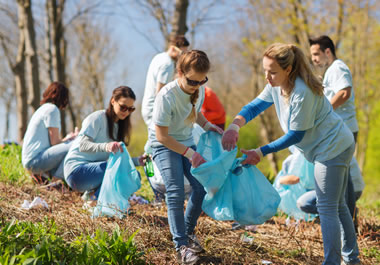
[152,145,206,250]
[26,141,73,180]
[65,161,107,196]
[297,175,358,218]
[314,143,360,265]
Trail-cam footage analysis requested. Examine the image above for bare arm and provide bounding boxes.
[155,125,188,155]
[48,127,61,146]
[155,82,166,95]
[230,115,247,128]
[330,87,351,109]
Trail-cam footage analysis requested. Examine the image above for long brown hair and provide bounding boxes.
[40,82,69,109]
[176,50,210,125]
[263,43,323,101]
[105,86,136,145]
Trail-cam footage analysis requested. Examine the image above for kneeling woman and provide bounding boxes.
[22,82,77,182]
[64,86,137,196]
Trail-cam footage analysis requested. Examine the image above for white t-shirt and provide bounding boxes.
[149,79,205,148]
[258,77,354,163]
[142,52,175,126]
[323,59,358,133]
[64,110,117,177]
[22,103,61,167]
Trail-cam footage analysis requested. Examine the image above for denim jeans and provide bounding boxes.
[297,175,357,218]
[26,141,73,180]
[65,161,107,196]
[314,143,360,265]
[152,145,206,250]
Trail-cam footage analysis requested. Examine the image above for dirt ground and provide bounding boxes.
[0,182,379,265]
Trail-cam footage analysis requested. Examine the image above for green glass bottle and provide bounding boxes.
[144,156,154,177]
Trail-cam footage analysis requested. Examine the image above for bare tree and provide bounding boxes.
[0,3,28,143]
[17,0,40,112]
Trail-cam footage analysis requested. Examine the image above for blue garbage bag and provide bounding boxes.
[93,143,141,218]
[273,152,317,221]
[285,150,315,190]
[191,132,281,225]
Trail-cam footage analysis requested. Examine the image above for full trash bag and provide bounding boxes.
[273,151,317,221]
[93,143,141,218]
[191,131,281,225]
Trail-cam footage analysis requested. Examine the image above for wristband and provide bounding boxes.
[183,147,195,160]
[203,121,212,131]
[227,123,240,133]
[254,147,263,158]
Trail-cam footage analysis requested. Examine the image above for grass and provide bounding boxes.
[1,144,379,264]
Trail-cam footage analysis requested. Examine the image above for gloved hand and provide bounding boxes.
[203,121,224,134]
[241,148,263,165]
[138,153,150,166]
[183,147,206,168]
[222,123,240,151]
[106,141,124,153]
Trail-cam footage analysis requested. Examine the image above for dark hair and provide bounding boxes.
[106,86,136,145]
[309,35,336,57]
[169,35,190,48]
[40,82,69,109]
[177,50,210,124]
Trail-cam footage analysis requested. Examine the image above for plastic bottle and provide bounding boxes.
[144,156,154,177]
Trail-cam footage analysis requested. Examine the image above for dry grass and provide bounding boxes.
[0,182,379,265]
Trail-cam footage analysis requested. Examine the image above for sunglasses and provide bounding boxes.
[185,76,208,86]
[116,101,135,113]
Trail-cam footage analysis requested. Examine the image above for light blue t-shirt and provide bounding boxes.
[149,79,205,147]
[258,77,353,163]
[142,52,175,126]
[22,103,61,168]
[64,110,117,178]
[323,59,358,133]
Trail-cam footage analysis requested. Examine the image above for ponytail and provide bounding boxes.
[177,50,210,126]
[263,43,323,101]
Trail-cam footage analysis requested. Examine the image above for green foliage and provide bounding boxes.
[362,247,380,263]
[0,218,146,265]
[0,144,30,185]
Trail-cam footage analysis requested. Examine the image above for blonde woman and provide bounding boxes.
[222,43,360,265]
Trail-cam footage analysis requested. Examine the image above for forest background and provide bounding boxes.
[0,0,379,207]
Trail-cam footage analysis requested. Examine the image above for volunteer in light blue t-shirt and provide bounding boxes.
[22,82,78,182]
[141,35,190,127]
[222,43,360,265]
[64,86,141,196]
[309,35,361,224]
[150,50,223,264]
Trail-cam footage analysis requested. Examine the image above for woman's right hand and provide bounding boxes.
[106,141,124,153]
[191,152,206,168]
[222,123,240,151]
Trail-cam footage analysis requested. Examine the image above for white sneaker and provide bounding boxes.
[188,234,204,253]
[177,245,199,265]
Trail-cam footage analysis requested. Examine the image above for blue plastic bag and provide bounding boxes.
[273,152,317,221]
[93,143,141,218]
[191,132,281,225]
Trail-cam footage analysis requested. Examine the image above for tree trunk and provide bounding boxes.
[44,0,53,83]
[170,0,189,41]
[20,0,40,112]
[14,3,28,143]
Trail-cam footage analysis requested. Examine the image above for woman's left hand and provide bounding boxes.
[241,148,263,165]
[138,153,150,166]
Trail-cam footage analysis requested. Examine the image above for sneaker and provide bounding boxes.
[188,234,204,253]
[177,245,199,265]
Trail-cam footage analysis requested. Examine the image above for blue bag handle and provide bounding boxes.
[231,155,251,176]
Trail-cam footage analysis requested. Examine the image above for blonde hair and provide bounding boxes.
[177,50,210,125]
[263,43,323,100]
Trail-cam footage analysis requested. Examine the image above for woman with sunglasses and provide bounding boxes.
[64,86,139,197]
[22,82,78,183]
[149,50,223,264]
[222,43,360,265]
